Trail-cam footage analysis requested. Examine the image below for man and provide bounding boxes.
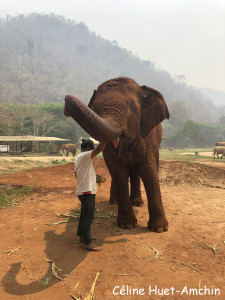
[75,138,107,251]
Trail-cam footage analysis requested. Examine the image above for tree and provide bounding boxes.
[24,107,56,136]
[176,74,186,86]
[27,37,34,56]
[169,101,191,127]
[219,115,225,124]
[168,120,204,148]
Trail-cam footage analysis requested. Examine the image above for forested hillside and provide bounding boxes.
[0,14,223,120]
[0,14,224,146]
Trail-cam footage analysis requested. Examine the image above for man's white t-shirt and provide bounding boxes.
[74,150,97,195]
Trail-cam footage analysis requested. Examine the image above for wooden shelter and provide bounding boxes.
[0,136,70,155]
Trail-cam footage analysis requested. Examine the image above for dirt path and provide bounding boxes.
[0,158,225,299]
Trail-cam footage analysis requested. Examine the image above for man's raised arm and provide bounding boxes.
[91,142,107,159]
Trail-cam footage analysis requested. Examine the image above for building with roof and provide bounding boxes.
[0,136,70,155]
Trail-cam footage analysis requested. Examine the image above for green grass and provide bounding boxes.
[160,148,224,164]
[0,185,36,209]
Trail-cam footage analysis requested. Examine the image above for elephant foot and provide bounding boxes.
[148,216,168,233]
[131,197,143,207]
[149,225,168,233]
[117,214,137,229]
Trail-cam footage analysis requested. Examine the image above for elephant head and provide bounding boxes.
[64,77,169,146]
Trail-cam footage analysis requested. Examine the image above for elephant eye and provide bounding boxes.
[129,103,136,111]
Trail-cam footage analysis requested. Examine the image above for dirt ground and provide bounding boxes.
[0,157,225,300]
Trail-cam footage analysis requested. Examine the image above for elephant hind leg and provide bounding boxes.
[109,175,143,207]
[131,197,143,207]
[130,169,143,207]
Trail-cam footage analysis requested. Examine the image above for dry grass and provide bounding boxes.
[0,156,74,174]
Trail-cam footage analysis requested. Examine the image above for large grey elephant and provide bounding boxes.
[61,143,77,156]
[64,77,169,233]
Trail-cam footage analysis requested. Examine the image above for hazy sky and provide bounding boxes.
[1,0,225,92]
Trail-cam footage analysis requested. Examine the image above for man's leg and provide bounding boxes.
[79,194,95,245]
[77,196,84,239]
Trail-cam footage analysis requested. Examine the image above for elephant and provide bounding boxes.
[61,143,77,156]
[213,146,225,159]
[216,142,225,147]
[64,77,169,233]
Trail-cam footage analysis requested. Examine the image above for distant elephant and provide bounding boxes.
[61,143,77,156]
[213,146,225,159]
[64,77,169,233]
[216,142,225,147]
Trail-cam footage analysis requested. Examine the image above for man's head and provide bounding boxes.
[81,139,95,151]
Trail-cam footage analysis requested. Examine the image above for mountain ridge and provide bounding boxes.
[0,13,223,123]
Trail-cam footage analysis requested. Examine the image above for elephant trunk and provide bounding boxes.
[64,95,122,142]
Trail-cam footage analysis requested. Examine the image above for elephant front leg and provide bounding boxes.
[103,151,137,228]
[110,168,137,228]
[139,157,168,233]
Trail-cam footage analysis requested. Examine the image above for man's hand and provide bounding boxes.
[91,142,107,158]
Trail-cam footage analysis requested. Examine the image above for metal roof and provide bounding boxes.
[0,136,70,142]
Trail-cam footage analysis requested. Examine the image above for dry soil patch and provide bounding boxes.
[0,158,225,299]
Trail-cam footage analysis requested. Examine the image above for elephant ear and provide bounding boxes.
[88,89,97,108]
[140,85,169,138]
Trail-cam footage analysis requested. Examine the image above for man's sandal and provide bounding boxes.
[85,245,102,251]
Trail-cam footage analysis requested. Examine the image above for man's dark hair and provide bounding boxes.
[81,139,94,150]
